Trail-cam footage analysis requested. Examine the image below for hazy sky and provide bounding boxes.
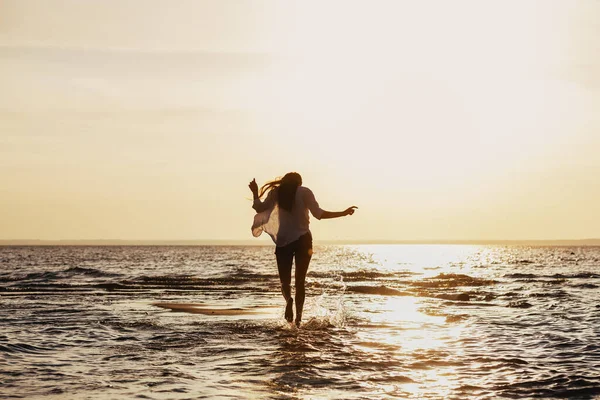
[1,0,599,241]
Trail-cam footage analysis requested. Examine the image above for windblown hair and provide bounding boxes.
[258,172,302,212]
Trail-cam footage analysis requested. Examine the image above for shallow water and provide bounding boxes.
[1,245,599,399]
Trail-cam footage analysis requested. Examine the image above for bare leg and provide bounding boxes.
[294,246,312,326]
[276,249,294,322]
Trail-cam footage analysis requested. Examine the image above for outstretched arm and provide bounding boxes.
[303,187,357,220]
[320,206,358,219]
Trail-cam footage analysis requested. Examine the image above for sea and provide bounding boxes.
[1,245,599,399]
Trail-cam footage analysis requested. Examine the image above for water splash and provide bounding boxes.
[306,276,347,328]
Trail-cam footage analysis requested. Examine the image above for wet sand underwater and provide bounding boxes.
[1,245,600,399]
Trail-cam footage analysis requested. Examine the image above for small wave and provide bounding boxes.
[445,314,468,323]
[4,280,273,293]
[0,343,53,354]
[134,273,276,285]
[507,300,533,308]
[500,357,528,365]
[552,272,600,279]
[346,285,410,296]
[571,283,598,289]
[231,270,278,280]
[471,356,528,365]
[368,375,415,383]
[505,272,600,279]
[504,273,538,279]
[63,266,122,277]
[108,274,277,291]
[411,273,496,288]
[23,271,60,281]
[17,267,121,283]
[0,275,22,283]
[343,270,419,278]
[94,283,132,291]
[435,293,472,301]
[497,375,600,399]
[8,270,277,289]
[310,270,418,281]
[529,290,569,298]
[297,317,337,331]
[457,385,484,393]
[409,359,463,369]
[420,308,470,322]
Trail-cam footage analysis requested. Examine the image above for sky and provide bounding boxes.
[1,0,599,242]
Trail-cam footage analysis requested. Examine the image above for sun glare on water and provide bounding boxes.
[341,245,486,396]
[352,292,466,397]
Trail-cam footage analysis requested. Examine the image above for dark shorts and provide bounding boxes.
[275,231,313,257]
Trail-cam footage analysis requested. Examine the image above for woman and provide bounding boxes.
[249,172,357,327]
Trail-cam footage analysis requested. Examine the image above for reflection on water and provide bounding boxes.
[1,245,600,399]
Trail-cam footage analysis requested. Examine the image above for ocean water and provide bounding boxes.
[1,245,599,399]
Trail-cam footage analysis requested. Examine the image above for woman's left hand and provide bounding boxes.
[344,206,358,216]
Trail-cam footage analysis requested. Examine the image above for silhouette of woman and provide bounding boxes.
[249,172,357,327]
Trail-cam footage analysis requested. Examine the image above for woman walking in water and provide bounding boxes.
[249,172,357,327]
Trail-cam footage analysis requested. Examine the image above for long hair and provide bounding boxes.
[258,172,302,212]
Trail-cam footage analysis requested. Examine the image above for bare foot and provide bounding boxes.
[285,298,294,322]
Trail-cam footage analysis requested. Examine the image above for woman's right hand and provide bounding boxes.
[248,178,259,195]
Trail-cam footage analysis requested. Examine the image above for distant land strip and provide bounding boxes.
[1,239,600,246]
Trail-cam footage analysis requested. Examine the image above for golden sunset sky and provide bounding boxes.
[1,0,599,242]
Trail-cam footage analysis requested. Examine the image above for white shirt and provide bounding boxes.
[251,186,324,247]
